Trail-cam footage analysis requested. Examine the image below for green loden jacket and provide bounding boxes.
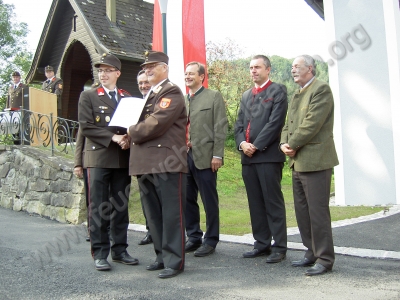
[280,78,339,172]
[187,87,228,170]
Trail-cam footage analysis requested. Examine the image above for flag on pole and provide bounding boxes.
[152,0,163,51]
[152,0,207,92]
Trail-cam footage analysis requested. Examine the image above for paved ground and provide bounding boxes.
[1,207,399,300]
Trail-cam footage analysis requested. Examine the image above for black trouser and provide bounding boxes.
[138,172,186,270]
[185,152,220,247]
[87,167,130,259]
[242,162,287,253]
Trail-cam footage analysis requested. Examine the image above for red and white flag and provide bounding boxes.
[152,0,207,93]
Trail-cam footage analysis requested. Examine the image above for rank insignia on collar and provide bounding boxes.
[154,86,162,94]
[52,77,56,82]
[96,116,100,122]
[97,87,105,96]
[159,98,171,108]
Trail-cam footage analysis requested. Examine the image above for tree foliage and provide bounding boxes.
[0,0,33,109]
[206,39,329,132]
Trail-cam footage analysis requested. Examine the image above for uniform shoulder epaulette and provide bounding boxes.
[118,88,131,96]
[168,82,174,86]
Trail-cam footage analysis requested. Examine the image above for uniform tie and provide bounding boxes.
[109,91,118,104]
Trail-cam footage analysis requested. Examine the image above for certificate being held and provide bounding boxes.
[109,97,146,128]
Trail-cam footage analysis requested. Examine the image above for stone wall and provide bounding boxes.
[0,145,86,224]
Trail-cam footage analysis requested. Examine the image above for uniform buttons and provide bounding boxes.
[92,146,95,149]
[132,142,135,146]
[289,132,292,135]
[117,131,119,134]
[157,144,161,147]
[291,120,293,123]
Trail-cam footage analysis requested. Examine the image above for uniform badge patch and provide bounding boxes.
[105,116,110,122]
[159,98,171,108]
[58,84,63,89]
[96,116,100,122]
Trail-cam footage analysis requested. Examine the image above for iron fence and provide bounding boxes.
[0,109,79,156]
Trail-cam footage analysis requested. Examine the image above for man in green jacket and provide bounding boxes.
[280,55,339,276]
[184,61,227,257]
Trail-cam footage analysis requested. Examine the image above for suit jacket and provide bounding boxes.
[186,87,228,170]
[280,78,339,172]
[42,77,63,110]
[234,82,288,164]
[128,79,187,175]
[74,129,85,168]
[78,86,130,168]
[7,83,28,109]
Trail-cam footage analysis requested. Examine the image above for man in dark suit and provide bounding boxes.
[78,53,138,271]
[7,71,28,145]
[42,65,63,116]
[136,70,153,246]
[7,71,27,110]
[184,62,227,257]
[280,55,339,276]
[234,55,288,263]
[128,51,187,279]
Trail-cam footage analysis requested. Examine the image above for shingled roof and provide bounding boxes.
[71,0,153,59]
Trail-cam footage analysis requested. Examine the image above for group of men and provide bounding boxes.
[73,49,338,279]
[7,65,63,115]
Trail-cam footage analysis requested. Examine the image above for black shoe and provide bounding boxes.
[158,267,183,279]
[291,257,315,267]
[94,259,111,271]
[194,244,215,257]
[146,261,164,271]
[112,252,139,265]
[85,235,90,242]
[305,263,330,276]
[138,233,153,245]
[243,248,271,258]
[185,241,202,252]
[266,252,286,263]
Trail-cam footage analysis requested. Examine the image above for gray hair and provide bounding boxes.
[251,55,271,68]
[297,55,316,76]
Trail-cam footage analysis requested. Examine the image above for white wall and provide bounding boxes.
[324,0,400,205]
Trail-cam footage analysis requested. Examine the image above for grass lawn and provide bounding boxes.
[128,147,384,236]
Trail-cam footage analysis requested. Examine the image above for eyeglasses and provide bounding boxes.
[142,63,163,71]
[97,69,117,74]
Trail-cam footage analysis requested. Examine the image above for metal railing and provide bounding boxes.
[0,109,79,156]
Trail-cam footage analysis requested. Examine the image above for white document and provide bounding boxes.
[109,97,146,128]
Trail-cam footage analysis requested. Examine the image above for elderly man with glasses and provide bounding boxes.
[78,53,138,271]
[128,51,188,279]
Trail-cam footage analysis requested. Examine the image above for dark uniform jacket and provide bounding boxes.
[128,79,188,175]
[42,77,63,111]
[7,82,28,109]
[78,86,130,168]
[235,82,288,164]
[74,129,85,168]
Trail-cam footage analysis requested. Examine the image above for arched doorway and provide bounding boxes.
[60,41,93,121]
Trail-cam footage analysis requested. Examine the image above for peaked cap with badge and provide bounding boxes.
[94,53,121,70]
[12,71,21,77]
[45,65,54,72]
[141,51,169,66]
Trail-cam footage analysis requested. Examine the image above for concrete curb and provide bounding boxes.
[128,205,400,261]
